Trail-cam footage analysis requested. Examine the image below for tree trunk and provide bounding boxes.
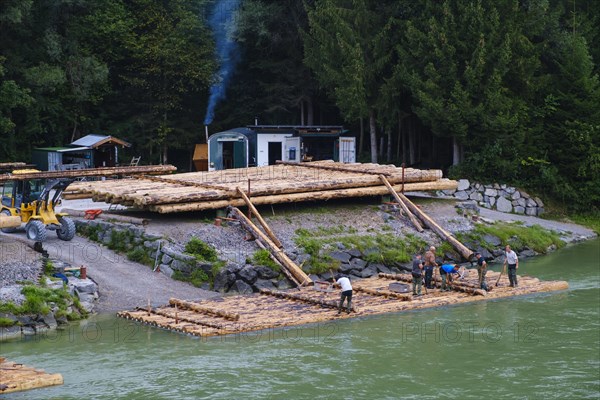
[306,96,314,125]
[387,128,392,162]
[359,117,364,154]
[369,109,378,163]
[452,137,462,165]
[162,143,168,165]
[396,115,402,160]
[408,118,416,166]
[300,99,305,126]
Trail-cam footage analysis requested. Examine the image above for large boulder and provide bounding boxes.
[482,234,502,247]
[339,263,354,274]
[213,270,236,292]
[238,266,258,284]
[254,265,279,280]
[253,279,275,291]
[360,265,378,278]
[454,191,469,201]
[329,251,351,263]
[496,196,512,213]
[231,280,253,294]
[457,179,470,191]
[349,258,368,270]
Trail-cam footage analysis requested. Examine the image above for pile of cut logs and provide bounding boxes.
[63,161,457,214]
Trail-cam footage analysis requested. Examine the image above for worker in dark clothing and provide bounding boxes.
[412,254,424,296]
[475,253,489,291]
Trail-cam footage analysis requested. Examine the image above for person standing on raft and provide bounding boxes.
[412,253,424,296]
[475,253,489,291]
[503,245,519,287]
[334,275,353,315]
[424,246,438,289]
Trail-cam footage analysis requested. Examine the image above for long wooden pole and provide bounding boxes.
[379,175,423,232]
[229,207,311,286]
[236,187,282,248]
[394,192,473,260]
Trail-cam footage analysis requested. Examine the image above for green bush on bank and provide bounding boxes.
[294,227,427,273]
[251,249,281,273]
[0,285,87,320]
[458,222,564,253]
[185,237,218,262]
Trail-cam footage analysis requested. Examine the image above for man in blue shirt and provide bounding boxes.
[439,264,460,291]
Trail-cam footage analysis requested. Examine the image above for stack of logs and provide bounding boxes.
[63,161,457,213]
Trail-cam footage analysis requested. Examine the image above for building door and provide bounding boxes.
[338,137,356,163]
[233,140,246,168]
[268,142,282,165]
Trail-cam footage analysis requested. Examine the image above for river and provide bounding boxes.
[1,239,598,399]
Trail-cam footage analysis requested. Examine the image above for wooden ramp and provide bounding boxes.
[0,358,63,394]
[117,272,568,338]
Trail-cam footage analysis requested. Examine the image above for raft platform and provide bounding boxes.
[117,270,568,338]
[0,358,63,394]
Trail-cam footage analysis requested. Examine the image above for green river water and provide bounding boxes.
[1,238,599,400]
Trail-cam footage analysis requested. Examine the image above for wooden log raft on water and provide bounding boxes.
[0,359,63,394]
[353,285,412,301]
[117,274,569,338]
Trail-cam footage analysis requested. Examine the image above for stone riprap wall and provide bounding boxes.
[439,180,545,216]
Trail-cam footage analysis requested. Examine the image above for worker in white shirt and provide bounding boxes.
[503,245,519,287]
[334,275,353,314]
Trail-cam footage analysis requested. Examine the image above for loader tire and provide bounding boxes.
[26,220,47,242]
[57,217,76,241]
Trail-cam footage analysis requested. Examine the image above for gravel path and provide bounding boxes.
[1,232,219,313]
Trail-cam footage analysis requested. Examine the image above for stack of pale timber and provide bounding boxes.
[0,358,63,394]
[63,161,457,213]
[117,273,568,338]
[0,162,33,172]
[0,164,176,182]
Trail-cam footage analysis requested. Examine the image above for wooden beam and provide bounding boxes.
[236,187,283,248]
[379,175,423,232]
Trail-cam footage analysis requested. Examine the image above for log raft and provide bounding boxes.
[0,358,63,394]
[117,273,568,338]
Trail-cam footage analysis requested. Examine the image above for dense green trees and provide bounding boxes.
[0,0,597,210]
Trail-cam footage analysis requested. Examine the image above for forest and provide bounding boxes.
[1,0,598,212]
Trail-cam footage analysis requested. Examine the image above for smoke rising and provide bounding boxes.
[203,0,241,126]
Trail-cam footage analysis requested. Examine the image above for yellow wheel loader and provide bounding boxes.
[1,174,75,242]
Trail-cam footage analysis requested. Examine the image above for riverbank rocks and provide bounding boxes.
[439,180,545,216]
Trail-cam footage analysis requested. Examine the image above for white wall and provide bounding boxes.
[256,133,292,166]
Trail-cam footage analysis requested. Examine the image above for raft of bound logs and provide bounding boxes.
[117,272,568,338]
[0,358,63,394]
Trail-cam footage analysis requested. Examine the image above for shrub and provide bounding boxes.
[185,237,218,262]
[0,317,16,327]
[252,249,280,272]
[127,247,153,266]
